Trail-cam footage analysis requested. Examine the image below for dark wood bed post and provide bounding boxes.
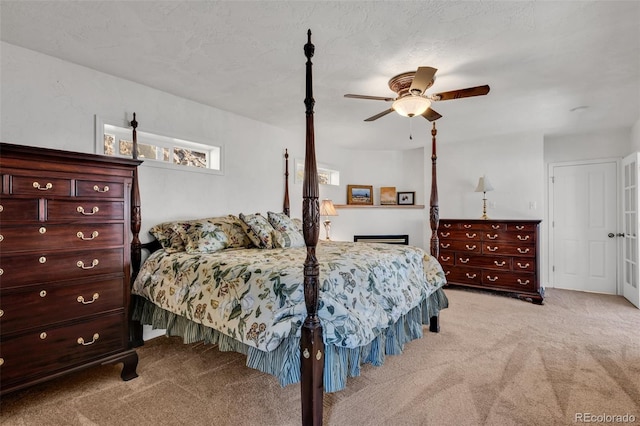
[129,112,144,346]
[300,29,324,426]
[428,121,441,333]
[284,149,291,217]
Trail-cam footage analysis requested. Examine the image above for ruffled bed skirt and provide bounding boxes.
[132,288,449,392]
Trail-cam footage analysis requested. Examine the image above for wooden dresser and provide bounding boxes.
[437,219,543,304]
[0,143,141,395]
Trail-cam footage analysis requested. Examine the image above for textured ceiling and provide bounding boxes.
[1,1,639,150]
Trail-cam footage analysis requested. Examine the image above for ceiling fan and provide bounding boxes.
[344,67,490,122]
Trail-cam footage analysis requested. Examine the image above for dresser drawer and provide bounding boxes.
[438,252,454,265]
[0,276,125,334]
[482,271,536,291]
[438,230,482,241]
[454,254,512,271]
[483,242,535,257]
[439,239,481,253]
[1,223,124,253]
[502,231,535,244]
[0,312,126,385]
[76,180,125,199]
[9,175,72,196]
[0,198,40,222]
[445,266,483,285]
[47,200,125,221]
[0,248,124,287]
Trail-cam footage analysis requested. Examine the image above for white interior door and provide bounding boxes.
[550,161,618,294]
[622,153,639,308]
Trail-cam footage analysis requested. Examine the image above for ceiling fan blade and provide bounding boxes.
[422,108,442,122]
[409,67,437,95]
[432,85,490,101]
[344,94,395,102]
[364,108,395,122]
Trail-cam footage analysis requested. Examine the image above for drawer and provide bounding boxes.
[454,254,512,271]
[0,312,126,385]
[0,248,124,287]
[76,180,125,199]
[445,266,483,285]
[47,200,124,221]
[439,240,481,253]
[482,271,536,291]
[483,242,535,257]
[0,223,124,253]
[438,230,482,241]
[502,231,535,244]
[0,276,125,334]
[9,175,72,196]
[510,223,537,232]
[0,198,40,222]
[438,252,454,265]
[513,259,536,272]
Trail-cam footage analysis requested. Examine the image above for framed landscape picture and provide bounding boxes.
[380,186,397,205]
[397,191,415,205]
[347,185,373,205]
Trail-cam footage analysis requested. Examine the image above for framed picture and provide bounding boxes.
[347,184,374,205]
[380,186,397,205]
[397,191,415,205]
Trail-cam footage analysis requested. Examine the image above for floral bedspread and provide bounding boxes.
[132,241,447,352]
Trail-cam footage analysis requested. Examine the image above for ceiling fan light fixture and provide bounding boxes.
[392,95,431,117]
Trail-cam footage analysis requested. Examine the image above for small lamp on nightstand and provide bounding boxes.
[475,175,494,220]
[319,199,338,240]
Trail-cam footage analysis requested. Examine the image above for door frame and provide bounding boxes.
[547,158,622,293]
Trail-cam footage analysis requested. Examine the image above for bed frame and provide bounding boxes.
[128,31,442,425]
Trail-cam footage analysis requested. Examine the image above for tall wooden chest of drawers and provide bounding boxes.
[0,143,140,395]
[437,219,543,304]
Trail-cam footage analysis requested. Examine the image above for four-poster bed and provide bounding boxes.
[129,31,447,425]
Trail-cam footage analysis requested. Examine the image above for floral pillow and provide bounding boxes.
[239,213,276,249]
[149,221,185,253]
[267,211,305,248]
[207,215,254,248]
[179,221,229,254]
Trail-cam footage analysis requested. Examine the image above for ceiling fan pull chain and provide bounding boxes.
[409,117,413,140]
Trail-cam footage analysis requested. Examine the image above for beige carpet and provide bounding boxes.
[2,288,639,426]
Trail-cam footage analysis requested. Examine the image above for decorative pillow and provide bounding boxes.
[291,217,303,232]
[149,221,185,253]
[239,213,276,249]
[207,215,254,249]
[180,221,229,254]
[267,211,305,248]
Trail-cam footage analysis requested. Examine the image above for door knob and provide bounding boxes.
[608,233,615,238]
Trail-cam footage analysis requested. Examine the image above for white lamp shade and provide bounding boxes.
[475,176,494,192]
[320,199,338,216]
[392,96,431,117]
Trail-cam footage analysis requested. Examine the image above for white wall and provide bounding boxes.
[632,118,640,152]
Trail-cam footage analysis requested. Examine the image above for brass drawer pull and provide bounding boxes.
[39,227,47,234]
[487,275,498,282]
[487,246,498,252]
[0,268,3,276]
[441,243,450,248]
[77,293,99,304]
[40,332,47,340]
[487,234,498,239]
[517,279,530,285]
[77,231,99,241]
[441,256,451,261]
[0,358,4,366]
[466,273,477,279]
[517,247,530,254]
[517,235,530,241]
[77,206,99,215]
[0,234,3,242]
[445,271,450,276]
[443,223,451,228]
[77,259,99,269]
[77,333,100,346]
[33,181,53,191]
[463,224,472,229]
[465,245,476,250]
[494,261,506,267]
[93,185,110,193]
[491,224,501,229]
[459,257,470,264]
[40,290,47,297]
[517,262,530,269]
[466,233,476,238]
[0,309,4,317]
[0,204,3,212]
[39,256,47,263]
[515,225,525,230]
[441,232,450,237]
